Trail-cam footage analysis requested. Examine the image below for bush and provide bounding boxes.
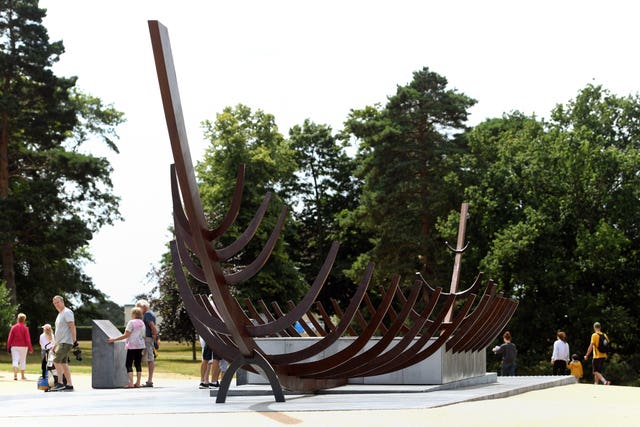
[0,282,16,343]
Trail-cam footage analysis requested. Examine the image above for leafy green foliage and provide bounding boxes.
[198,104,305,305]
[145,247,202,344]
[458,86,640,382]
[0,281,15,342]
[345,67,477,289]
[288,120,361,310]
[146,65,640,385]
[0,0,124,334]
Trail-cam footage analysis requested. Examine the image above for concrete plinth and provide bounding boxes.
[91,320,129,388]
[243,337,488,386]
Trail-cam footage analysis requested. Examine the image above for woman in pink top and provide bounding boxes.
[107,307,146,388]
[7,313,34,380]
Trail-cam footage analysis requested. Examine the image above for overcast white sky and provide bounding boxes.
[39,0,640,305]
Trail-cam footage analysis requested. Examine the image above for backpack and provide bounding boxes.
[597,332,611,353]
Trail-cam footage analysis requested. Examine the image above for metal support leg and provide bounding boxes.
[216,352,285,403]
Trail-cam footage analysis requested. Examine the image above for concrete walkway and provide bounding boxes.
[1,371,638,426]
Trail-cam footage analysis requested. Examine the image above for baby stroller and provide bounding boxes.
[38,344,63,391]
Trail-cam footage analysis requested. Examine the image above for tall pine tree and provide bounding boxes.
[345,67,476,288]
[0,0,124,328]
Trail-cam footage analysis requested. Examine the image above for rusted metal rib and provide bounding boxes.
[225,207,288,285]
[350,291,456,376]
[312,281,422,379]
[371,294,477,375]
[171,163,275,264]
[314,301,336,333]
[335,287,445,378]
[244,298,279,338]
[363,293,388,335]
[416,271,483,298]
[286,300,322,337]
[446,282,497,352]
[271,301,302,337]
[282,275,400,377]
[471,298,518,352]
[266,263,374,365]
[245,241,340,337]
[150,21,256,356]
[216,192,273,261]
[170,240,229,334]
[382,285,414,332]
[257,299,289,337]
[460,294,506,351]
[203,164,245,241]
[331,298,358,336]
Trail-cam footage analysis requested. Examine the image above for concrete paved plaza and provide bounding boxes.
[1,370,638,426]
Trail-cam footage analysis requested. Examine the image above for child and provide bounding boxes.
[568,354,583,381]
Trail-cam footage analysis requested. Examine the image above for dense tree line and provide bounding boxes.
[151,71,640,384]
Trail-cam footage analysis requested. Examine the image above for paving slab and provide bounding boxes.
[0,373,575,416]
[2,371,638,427]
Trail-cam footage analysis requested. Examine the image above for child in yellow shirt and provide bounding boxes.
[568,354,583,381]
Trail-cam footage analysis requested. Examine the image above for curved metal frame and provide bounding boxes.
[149,20,518,403]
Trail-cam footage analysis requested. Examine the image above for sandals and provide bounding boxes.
[141,382,153,388]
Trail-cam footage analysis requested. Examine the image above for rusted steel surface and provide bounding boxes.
[149,20,518,403]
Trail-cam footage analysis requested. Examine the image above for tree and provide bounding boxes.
[197,104,305,305]
[145,248,201,360]
[457,86,640,382]
[345,67,477,289]
[288,119,361,309]
[0,0,124,332]
[0,281,15,342]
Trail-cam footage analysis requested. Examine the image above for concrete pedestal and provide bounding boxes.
[243,337,488,386]
[91,320,129,389]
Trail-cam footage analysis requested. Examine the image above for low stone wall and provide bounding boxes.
[243,337,487,386]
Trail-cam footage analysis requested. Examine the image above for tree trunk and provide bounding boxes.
[0,110,16,305]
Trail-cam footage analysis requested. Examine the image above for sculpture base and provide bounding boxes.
[244,337,486,386]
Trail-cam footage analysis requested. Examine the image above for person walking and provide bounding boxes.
[107,307,146,388]
[50,295,77,392]
[136,299,158,387]
[568,354,583,381]
[492,331,517,376]
[7,313,34,380]
[38,323,55,379]
[551,330,570,375]
[584,321,611,385]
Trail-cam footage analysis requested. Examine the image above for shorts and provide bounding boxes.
[593,357,606,373]
[53,343,73,364]
[143,337,155,362]
[202,343,221,362]
[202,343,212,361]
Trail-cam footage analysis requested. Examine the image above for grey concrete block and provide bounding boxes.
[91,320,129,389]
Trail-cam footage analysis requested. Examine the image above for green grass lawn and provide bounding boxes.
[1,341,202,378]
